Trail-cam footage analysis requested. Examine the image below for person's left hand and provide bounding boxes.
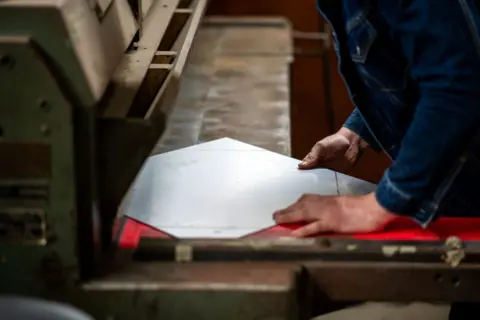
[273,192,396,237]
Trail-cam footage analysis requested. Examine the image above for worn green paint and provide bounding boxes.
[0,39,79,295]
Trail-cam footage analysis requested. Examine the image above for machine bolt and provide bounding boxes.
[38,99,51,112]
[317,238,331,248]
[0,55,15,69]
[434,273,443,283]
[452,276,461,287]
[443,236,465,268]
[39,124,51,136]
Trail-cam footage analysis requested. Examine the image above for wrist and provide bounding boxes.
[364,192,396,224]
[339,127,369,150]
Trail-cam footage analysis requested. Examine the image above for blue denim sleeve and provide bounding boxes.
[375,0,480,220]
[343,108,381,152]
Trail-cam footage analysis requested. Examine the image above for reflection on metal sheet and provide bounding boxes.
[124,138,339,238]
[336,172,376,196]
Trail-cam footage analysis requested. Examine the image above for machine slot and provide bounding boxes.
[101,0,182,118]
[178,0,193,9]
[152,51,176,64]
[128,3,192,118]
[101,0,204,120]
[127,66,171,117]
[0,184,49,202]
[158,11,191,51]
[128,53,176,118]
[145,0,206,120]
[127,0,140,19]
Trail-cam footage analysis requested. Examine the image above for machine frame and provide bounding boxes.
[76,234,480,320]
[2,1,480,319]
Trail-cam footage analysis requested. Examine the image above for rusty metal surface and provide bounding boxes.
[125,238,480,303]
[81,259,480,320]
[154,17,292,155]
[306,261,480,302]
[78,260,480,320]
[82,261,296,320]
[133,237,480,264]
[87,261,295,287]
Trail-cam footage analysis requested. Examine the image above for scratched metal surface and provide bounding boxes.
[153,18,292,155]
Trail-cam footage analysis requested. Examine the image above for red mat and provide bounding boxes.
[116,217,480,249]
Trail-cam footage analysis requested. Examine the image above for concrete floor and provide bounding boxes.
[156,17,451,320]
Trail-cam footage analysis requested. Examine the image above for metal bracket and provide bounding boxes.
[175,244,193,262]
[443,236,466,268]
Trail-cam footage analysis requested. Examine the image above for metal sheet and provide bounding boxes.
[124,138,338,238]
[336,172,376,196]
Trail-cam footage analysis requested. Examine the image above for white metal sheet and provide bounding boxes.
[124,138,339,238]
[337,172,376,196]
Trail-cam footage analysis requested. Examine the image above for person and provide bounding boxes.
[271,1,480,318]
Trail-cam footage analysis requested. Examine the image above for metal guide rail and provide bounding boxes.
[74,236,480,320]
[95,0,208,254]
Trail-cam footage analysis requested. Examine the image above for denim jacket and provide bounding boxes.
[317,0,480,225]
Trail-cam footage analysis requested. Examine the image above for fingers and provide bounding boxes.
[291,221,330,237]
[298,143,323,170]
[273,200,306,223]
[273,195,314,223]
[273,208,307,224]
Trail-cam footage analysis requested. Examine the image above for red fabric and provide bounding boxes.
[117,217,480,249]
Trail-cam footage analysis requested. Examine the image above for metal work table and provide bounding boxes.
[124,138,375,238]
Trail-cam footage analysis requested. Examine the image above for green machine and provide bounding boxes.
[0,0,208,317]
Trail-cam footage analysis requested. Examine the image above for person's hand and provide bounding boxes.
[273,192,396,237]
[298,128,368,172]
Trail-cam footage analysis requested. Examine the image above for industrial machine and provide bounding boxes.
[1,0,480,319]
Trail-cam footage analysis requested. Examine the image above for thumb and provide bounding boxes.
[298,143,324,169]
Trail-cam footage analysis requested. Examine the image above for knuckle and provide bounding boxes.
[314,141,324,149]
[299,194,309,201]
[304,153,314,160]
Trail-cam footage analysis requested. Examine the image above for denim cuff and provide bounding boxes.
[375,169,436,227]
[375,170,413,214]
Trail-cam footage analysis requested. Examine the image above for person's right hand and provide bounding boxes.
[298,127,368,172]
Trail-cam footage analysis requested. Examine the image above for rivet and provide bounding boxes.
[318,238,331,248]
[40,124,51,136]
[452,277,461,287]
[38,99,51,112]
[0,55,14,69]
